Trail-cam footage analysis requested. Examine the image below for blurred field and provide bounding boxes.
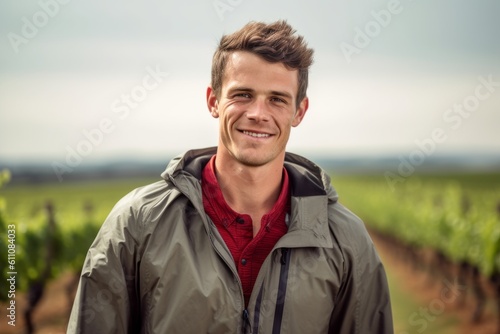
[1,172,499,333]
[332,171,500,334]
[331,172,500,278]
[2,177,158,229]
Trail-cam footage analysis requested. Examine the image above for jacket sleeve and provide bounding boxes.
[329,202,394,334]
[67,196,142,333]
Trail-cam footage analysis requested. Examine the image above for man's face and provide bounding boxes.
[207,51,308,167]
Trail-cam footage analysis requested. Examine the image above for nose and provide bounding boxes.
[245,97,269,122]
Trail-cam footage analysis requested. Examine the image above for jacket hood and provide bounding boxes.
[160,147,338,250]
[161,147,339,201]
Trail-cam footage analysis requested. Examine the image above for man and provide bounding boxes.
[68,20,393,333]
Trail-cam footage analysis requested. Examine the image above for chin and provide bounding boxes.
[238,158,268,167]
[233,151,278,167]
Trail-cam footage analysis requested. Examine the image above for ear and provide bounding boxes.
[206,86,219,118]
[291,97,309,127]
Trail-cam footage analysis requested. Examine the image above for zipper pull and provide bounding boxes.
[280,248,289,265]
[242,309,251,333]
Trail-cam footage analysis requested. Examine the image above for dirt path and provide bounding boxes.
[372,232,499,334]
[0,273,75,334]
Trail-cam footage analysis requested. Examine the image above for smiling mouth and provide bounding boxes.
[241,130,271,138]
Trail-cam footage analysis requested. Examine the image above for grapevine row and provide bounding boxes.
[0,171,100,332]
[333,174,500,326]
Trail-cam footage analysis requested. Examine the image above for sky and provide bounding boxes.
[1,0,499,167]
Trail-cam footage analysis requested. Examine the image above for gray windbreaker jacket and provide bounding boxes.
[68,147,393,333]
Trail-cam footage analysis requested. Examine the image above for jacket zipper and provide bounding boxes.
[242,309,251,333]
[273,247,290,334]
[280,248,288,264]
[252,285,264,334]
[252,247,291,334]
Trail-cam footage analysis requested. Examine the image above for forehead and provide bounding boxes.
[223,51,299,95]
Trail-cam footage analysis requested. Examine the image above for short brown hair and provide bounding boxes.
[211,20,314,108]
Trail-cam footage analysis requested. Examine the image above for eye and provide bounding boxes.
[233,93,251,99]
[271,97,287,104]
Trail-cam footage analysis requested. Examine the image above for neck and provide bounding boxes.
[214,154,284,215]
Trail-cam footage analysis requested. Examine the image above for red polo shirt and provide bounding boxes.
[201,155,290,306]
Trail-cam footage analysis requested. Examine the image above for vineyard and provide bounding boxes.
[0,173,156,333]
[332,171,500,332]
[0,170,499,333]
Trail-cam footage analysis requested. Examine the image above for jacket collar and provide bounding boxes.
[162,147,335,249]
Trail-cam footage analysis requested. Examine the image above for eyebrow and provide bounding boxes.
[228,86,254,94]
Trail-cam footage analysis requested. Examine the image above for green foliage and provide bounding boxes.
[1,177,155,295]
[332,172,500,278]
[16,205,65,290]
[62,210,101,273]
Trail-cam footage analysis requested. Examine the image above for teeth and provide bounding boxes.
[243,131,270,138]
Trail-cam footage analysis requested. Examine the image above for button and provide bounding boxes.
[236,217,245,224]
[241,258,247,265]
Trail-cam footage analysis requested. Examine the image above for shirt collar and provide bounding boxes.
[202,155,290,228]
